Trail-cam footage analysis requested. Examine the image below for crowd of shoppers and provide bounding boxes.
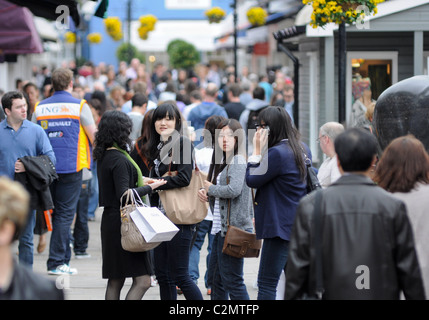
[0,58,427,301]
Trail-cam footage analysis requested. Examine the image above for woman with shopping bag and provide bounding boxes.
[93,110,166,300]
[147,102,203,300]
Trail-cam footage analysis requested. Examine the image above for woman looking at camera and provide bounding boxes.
[198,118,254,300]
[147,102,203,300]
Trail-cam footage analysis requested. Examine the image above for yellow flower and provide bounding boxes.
[139,14,157,31]
[247,7,267,26]
[104,17,122,41]
[64,31,76,43]
[302,0,382,27]
[205,7,226,23]
[87,32,102,44]
[138,14,157,40]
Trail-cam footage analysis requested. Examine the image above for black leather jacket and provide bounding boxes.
[285,174,426,300]
[14,155,58,211]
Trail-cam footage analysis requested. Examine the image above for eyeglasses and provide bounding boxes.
[255,124,269,129]
[316,135,325,143]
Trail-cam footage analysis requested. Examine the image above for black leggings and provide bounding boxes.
[105,275,151,300]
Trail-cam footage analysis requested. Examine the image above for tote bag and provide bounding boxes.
[158,165,209,225]
[120,189,162,252]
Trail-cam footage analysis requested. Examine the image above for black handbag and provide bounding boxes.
[303,150,322,194]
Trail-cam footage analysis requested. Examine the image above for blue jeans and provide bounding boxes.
[154,224,203,300]
[47,171,82,271]
[73,179,90,253]
[18,209,36,268]
[257,237,289,300]
[189,219,214,288]
[209,232,249,300]
[87,161,98,219]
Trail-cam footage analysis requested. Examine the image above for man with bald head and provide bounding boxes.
[317,121,345,188]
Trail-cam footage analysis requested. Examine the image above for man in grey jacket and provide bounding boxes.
[285,128,425,300]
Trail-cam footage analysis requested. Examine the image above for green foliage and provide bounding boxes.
[116,42,145,64]
[167,39,200,70]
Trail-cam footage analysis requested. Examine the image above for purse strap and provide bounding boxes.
[226,165,231,226]
[313,190,324,299]
[120,189,147,209]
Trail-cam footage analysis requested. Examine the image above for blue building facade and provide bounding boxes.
[85,0,233,68]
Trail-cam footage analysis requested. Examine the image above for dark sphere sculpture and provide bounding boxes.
[373,75,429,151]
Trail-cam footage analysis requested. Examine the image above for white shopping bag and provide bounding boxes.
[130,206,179,243]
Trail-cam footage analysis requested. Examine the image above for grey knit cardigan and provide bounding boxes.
[207,155,254,237]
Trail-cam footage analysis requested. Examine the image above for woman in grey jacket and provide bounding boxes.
[198,118,254,300]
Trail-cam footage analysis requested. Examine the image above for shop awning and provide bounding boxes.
[5,0,82,26]
[0,0,43,54]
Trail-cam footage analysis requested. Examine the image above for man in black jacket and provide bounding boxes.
[285,128,426,300]
[0,177,63,300]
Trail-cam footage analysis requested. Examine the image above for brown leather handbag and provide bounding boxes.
[222,172,262,258]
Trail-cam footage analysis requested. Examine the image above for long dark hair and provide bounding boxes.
[207,118,245,184]
[93,110,132,160]
[147,101,182,164]
[258,106,306,180]
[135,108,154,161]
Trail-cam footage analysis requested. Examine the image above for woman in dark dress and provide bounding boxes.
[93,110,166,300]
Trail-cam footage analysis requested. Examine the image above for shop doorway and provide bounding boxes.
[346,51,398,126]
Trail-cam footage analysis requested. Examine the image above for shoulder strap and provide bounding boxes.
[313,190,324,299]
[226,165,231,226]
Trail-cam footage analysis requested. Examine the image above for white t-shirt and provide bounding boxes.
[195,147,213,221]
[317,154,341,188]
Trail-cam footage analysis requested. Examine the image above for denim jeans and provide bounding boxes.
[257,237,290,300]
[87,161,99,219]
[47,171,82,271]
[209,232,249,300]
[154,224,203,300]
[72,179,90,253]
[189,219,214,288]
[18,209,36,268]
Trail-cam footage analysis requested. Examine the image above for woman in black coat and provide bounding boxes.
[93,110,166,300]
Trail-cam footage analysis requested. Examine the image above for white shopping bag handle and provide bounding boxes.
[121,189,148,208]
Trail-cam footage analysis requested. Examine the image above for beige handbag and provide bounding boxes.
[158,164,209,225]
[120,189,161,252]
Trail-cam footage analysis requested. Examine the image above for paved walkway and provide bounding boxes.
[31,207,263,300]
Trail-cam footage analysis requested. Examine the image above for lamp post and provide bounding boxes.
[338,22,346,124]
[232,0,238,82]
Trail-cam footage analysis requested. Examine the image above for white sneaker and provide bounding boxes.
[48,264,78,275]
[151,276,158,287]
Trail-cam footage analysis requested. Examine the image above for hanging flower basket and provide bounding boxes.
[205,7,226,24]
[246,7,268,27]
[87,32,102,44]
[64,31,76,44]
[303,0,385,29]
[104,17,123,41]
[138,14,157,40]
